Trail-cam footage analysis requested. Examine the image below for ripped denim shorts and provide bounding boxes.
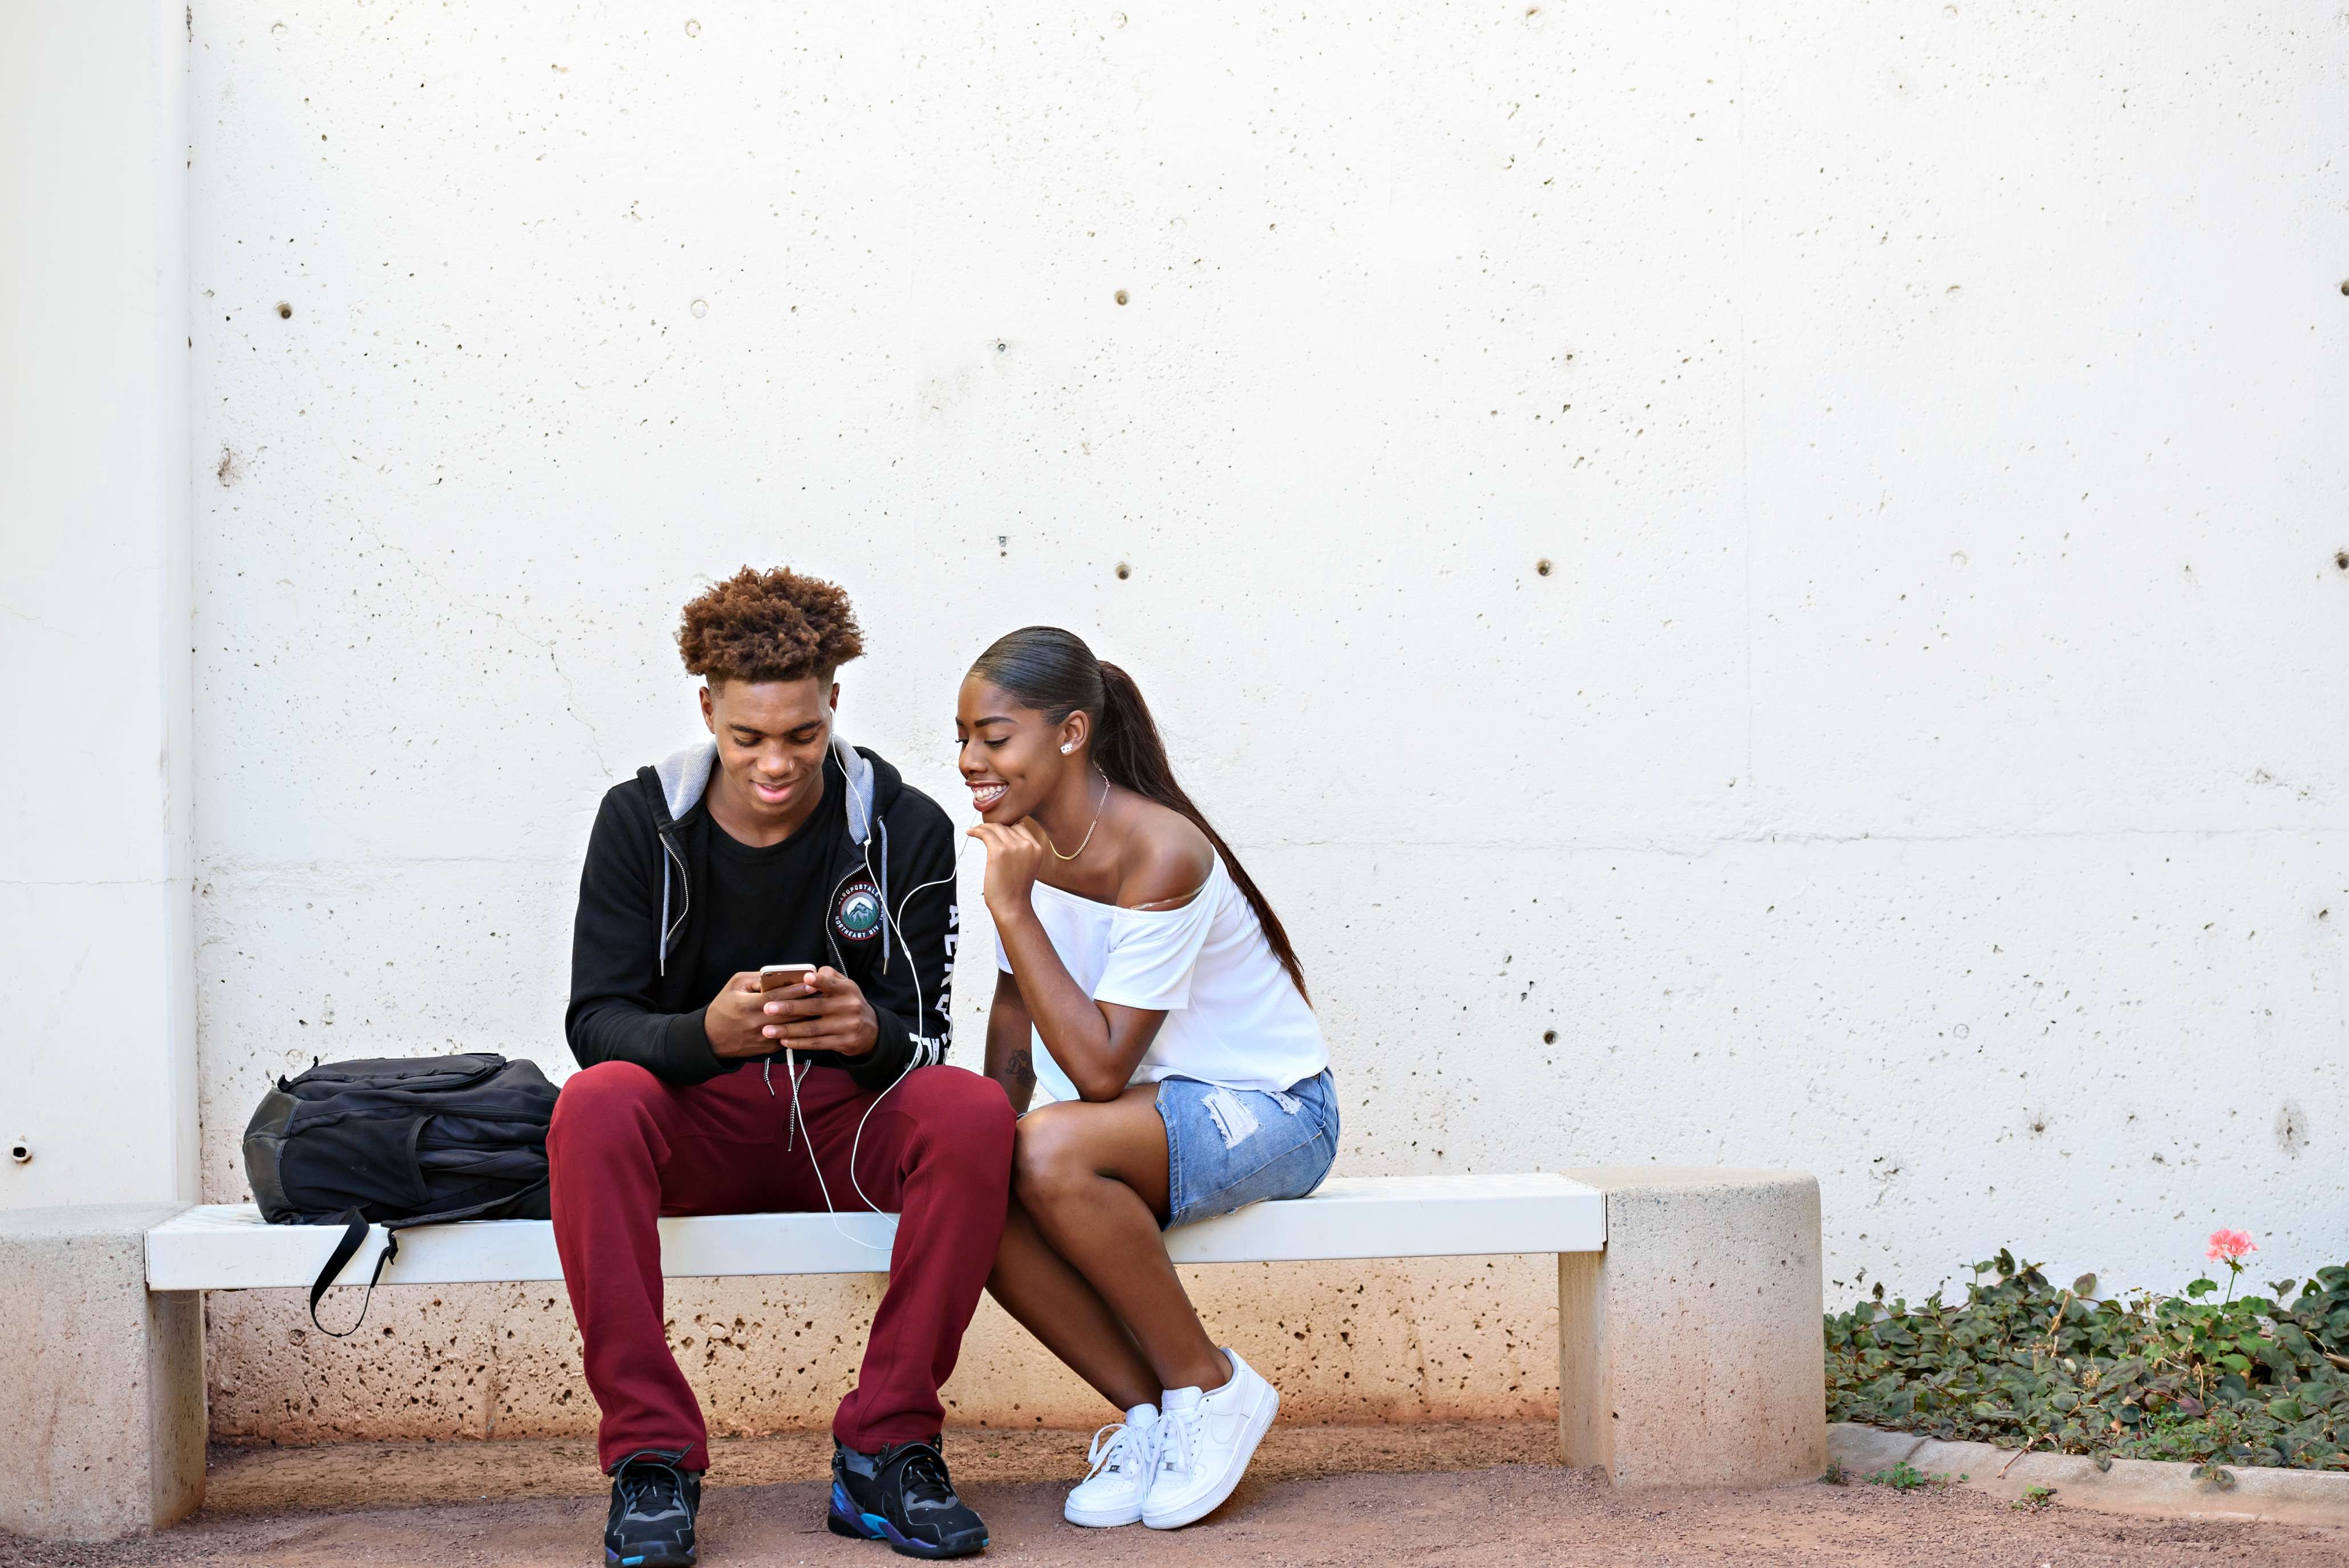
[1155,1069,1339,1231]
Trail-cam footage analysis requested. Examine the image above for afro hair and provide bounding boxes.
[677,566,865,685]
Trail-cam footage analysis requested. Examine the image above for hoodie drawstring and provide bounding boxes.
[766,1052,804,1150]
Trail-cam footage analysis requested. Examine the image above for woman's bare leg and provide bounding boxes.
[985,1197,1161,1411]
[1011,1088,1229,1395]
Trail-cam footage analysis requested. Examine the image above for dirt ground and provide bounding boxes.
[8,1421,2344,1567]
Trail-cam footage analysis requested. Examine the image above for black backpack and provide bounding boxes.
[243,1053,560,1335]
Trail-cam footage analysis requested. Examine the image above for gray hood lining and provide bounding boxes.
[651,735,874,847]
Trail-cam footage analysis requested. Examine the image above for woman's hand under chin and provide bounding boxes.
[968,819,1051,924]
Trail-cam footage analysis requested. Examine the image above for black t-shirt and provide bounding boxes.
[691,776,844,1027]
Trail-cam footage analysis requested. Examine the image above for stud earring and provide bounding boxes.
[1061,744,1074,754]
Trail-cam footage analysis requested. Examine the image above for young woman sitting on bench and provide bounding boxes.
[959,626,1339,1532]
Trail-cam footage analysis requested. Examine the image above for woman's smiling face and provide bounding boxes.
[956,675,1079,823]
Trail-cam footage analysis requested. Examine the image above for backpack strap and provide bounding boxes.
[305,1178,551,1337]
[307,1209,397,1338]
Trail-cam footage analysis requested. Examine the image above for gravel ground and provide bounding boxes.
[6,1422,2344,1567]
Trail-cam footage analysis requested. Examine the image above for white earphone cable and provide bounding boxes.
[790,750,974,1249]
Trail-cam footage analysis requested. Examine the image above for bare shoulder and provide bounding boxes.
[1115,794,1214,909]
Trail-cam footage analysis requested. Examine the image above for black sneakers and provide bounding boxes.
[605,1452,701,1567]
[827,1436,989,1558]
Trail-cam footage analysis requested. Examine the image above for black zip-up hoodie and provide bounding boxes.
[566,734,958,1090]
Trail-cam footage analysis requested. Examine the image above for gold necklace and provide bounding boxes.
[1044,771,1110,862]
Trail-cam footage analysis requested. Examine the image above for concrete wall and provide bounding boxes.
[2,0,198,1210]
[167,1,2349,1439]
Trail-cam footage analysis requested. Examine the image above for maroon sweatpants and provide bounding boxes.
[547,1058,1015,1473]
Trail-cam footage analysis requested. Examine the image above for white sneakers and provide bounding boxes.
[1146,1348,1279,1528]
[1064,1351,1280,1530]
[1061,1347,1281,1532]
[1063,1403,1161,1528]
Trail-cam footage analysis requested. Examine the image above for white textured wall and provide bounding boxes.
[183,1,2349,1436]
[3,0,197,1209]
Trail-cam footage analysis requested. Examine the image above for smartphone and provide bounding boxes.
[760,963,817,993]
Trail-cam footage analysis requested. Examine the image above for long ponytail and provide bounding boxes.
[970,627,1311,1004]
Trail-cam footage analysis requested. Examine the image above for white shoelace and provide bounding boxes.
[1155,1404,1200,1479]
[1084,1419,1157,1484]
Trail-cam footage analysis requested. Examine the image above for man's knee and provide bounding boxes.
[895,1066,1015,1176]
[549,1059,664,1153]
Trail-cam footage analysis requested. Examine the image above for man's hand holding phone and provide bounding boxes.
[760,965,878,1058]
[705,966,879,1060]
[705,972,784,1060]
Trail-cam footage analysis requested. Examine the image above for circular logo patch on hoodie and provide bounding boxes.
[833,879,884,944]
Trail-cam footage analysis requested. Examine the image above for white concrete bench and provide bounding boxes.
[3,1168,1825,1541]
[145,1173,1602,1286]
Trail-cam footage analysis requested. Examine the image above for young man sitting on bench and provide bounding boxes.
[553,567,1011,1565]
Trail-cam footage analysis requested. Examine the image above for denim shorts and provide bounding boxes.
[1155,1069,1339,1231]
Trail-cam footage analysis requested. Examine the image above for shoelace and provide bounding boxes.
[1156,1403,1201,1479]
[885,1440,956,1508]
[617,1460,686,1520]
[1084,1419,1155,1483]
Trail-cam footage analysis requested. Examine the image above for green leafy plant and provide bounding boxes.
[1864,1461,1962,1491]
[1828,1242,2349,1474]
[2014,1484,2056,1508]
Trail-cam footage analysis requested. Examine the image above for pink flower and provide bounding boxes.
[2206,1229,2257,1264]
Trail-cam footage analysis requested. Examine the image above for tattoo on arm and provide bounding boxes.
[993,1047,1037,1114]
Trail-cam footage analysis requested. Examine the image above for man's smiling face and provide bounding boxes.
[702,674,837,835]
